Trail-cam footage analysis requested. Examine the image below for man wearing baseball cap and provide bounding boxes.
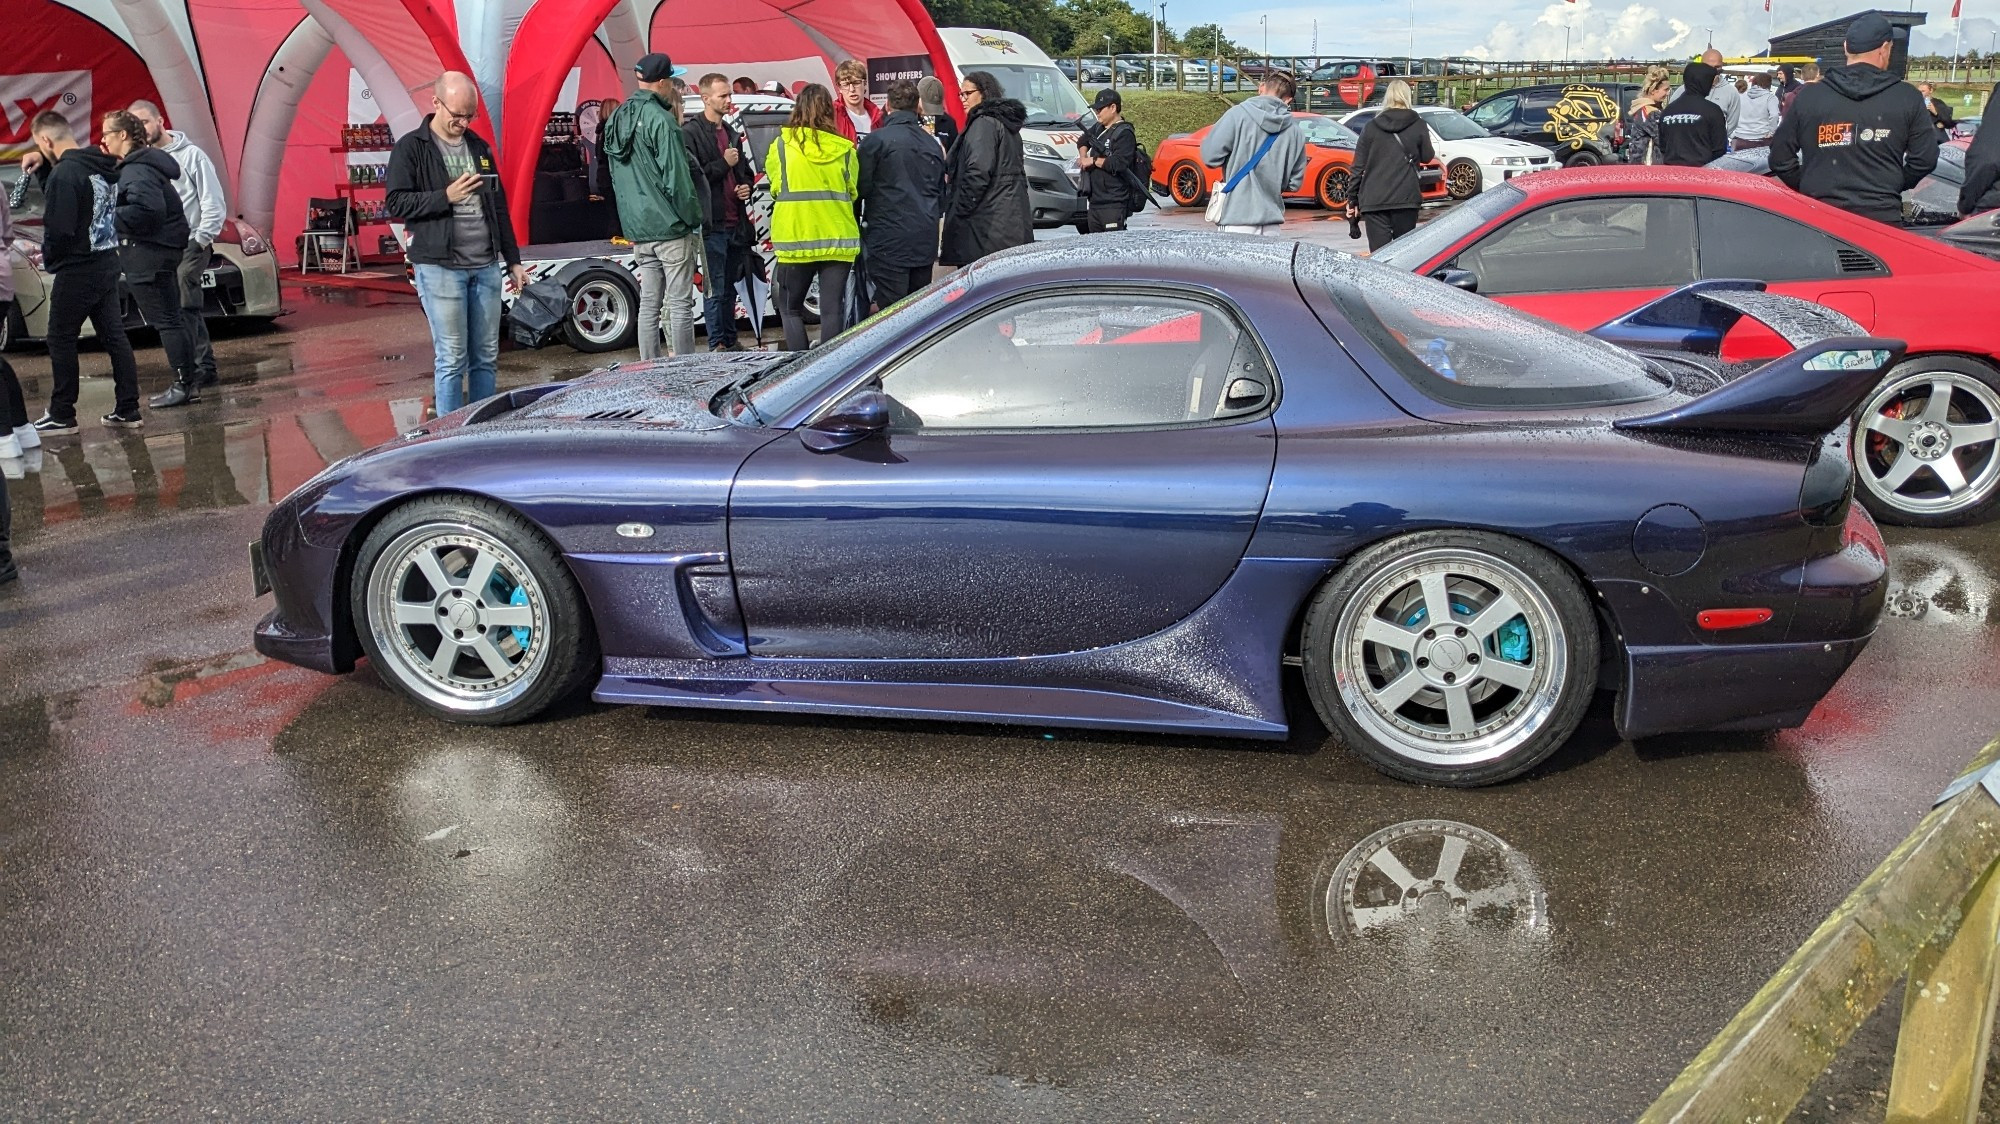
[603,52,706,358]
[1770,13,1936,224]
[1076,88,1138,232]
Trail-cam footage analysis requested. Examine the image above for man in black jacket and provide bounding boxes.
[103,110,201,410]
[1770,14,1937,224]
[1076,88,1137,232]
[1657,63,1730,166]
[21,110,142,435]
[684,73,754,350]
[385,72,526,415]
[858,79,947,307]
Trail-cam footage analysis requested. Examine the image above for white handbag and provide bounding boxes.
[1206,130,1279,225]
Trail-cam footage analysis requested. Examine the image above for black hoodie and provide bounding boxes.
[38,145,120,274]
[1657,64,1730,167]
[1960,83,2000,215]
[940,98,1032,266]
[1770,62,1937,223]
[114,146,190,256]
[1351,108,1435,213]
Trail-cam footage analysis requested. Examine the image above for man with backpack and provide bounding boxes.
[1077,89,1143,232]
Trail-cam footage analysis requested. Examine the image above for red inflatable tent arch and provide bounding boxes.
[498,0,961,239]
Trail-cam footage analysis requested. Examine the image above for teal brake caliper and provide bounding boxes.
[1406,600,1532,663]
[487,572,532,653]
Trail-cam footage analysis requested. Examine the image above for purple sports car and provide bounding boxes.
[253,233,1890,786]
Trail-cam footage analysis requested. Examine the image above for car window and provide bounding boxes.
[875,292,1273,430]
[1423,109,1491,140]
[1520,89,1559,125]
[1456,197,1697,295]
[1696,198,1863,282]
[1308,250,1668,410]
[1346,110,1380,131]
[1468,95,1516,129]
[1300,116,1360,146]
[1372,183,1527,271]
[1934,144,1966,185]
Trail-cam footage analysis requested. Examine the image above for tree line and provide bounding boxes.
[922,0,1247,57]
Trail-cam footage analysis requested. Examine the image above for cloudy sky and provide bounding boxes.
[1166,0,1981,63]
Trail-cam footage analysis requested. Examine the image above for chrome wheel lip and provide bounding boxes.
[1853,370,2000,516]
[1330,547,1568,768]
[365,522,551,713]
[571,280,632,345]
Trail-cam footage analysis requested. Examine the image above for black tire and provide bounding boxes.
[1167,159,1209,207]
[1445,158,1484,201]
[1563,148,1602,168]
[1851,354,2000,527]
[561,268,639,353]
[1316,165,1352,210]
[0,303,22,352]
[350,494,598,725]
[1300,530,1598,787]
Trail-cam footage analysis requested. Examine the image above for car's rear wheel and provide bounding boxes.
[1316,165,1352,210]
[1301,530,1597,787]
[1167,159,1208,207]
[0,303,21,352]
[1563,148,1601,168]
[1445,158,1483,200]
[563,268,639,353]
[351,495,598,724]
[1852,355,2000,526]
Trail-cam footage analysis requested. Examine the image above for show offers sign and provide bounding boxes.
[867,55,932,97]
[1,70,92,159]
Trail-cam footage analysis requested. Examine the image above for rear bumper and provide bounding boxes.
[1617,633,1871,740]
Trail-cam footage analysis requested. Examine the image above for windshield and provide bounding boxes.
[975,65,1090,126]
[1307,249,1667,410]
[1422,109,1491,140]
[741,270,976,421]
[1371,183,1524,271]
[1298,115,1359,147]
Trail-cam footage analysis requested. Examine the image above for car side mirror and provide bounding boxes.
[800,389,890,452]
[1431,267,1479,293]
[1222,376,1268,412]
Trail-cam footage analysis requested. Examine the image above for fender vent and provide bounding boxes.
[1836,246,1884,274]
[582,407,647,421]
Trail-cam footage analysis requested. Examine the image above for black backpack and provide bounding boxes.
[1097,121,1154,211]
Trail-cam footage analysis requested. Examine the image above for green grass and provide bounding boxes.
[1103,90,1256,152]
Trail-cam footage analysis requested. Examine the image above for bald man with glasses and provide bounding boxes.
[385,72,526,416]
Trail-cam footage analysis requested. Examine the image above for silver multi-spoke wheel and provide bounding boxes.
[365,523,551,713]
[569,278,632,348]
[1854,365,2000,524]
[1304,532,1595,786]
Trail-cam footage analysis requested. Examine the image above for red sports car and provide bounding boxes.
[1150,112,1448,211]
[1373,165,2000,527]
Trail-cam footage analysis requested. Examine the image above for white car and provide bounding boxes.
[1340,104,1557,201]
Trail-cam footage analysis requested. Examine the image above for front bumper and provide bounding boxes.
[1026,156,1087,227]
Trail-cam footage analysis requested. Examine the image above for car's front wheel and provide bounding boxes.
[351,495,598,724]
[563,268,639,353]
[1301,530,1598,787]
[1852,355,2000,527]
[1563,148,1602,168]
[1316,166,1351,210]
[1445,158,1483,200]
[1167,159,1208,207]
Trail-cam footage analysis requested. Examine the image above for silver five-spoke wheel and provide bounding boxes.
[570,279,632,348]
[1853,359,2000,526]
[1303,531,1596,786]
[365,523,551,713]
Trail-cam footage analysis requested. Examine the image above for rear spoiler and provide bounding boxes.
[1595,281,1905,436]
[1586,279,1867,356]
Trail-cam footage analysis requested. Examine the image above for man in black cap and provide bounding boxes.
[1076,88,1138,232]
[603,53,705,359]
[1656,62,1730,166]
[1770,13,1937,224]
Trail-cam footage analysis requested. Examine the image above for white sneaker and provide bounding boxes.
[0,431,19,459]
[13,424,39,451]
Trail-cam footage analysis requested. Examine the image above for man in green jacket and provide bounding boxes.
[604,53,705,359]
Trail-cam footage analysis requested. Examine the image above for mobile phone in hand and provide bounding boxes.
[477,172,500,192]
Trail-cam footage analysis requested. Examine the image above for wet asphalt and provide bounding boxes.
[1,216,1997,1121]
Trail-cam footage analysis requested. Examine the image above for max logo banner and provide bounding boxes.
[0,70,93,152]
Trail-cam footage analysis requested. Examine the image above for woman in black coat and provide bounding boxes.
[1960,83,2000,216]
[939,70,1032,267]
[1346,79,1435,252]
[101,109,202,407]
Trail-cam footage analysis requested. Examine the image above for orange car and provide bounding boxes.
[1150,112,1447,210]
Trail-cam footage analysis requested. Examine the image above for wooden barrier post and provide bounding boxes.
[1887,860,2000,1123]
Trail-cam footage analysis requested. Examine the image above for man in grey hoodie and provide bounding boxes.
[1199,72,1308,234]
[130,101,226,403]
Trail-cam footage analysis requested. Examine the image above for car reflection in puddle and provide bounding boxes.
[1321,818,1546,942]
[1883,540,1994,625]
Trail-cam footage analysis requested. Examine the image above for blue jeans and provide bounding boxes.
[413,262,503,414]
[702,230,748,348]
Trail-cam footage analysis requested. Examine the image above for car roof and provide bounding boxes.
[970,229,1300,290]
